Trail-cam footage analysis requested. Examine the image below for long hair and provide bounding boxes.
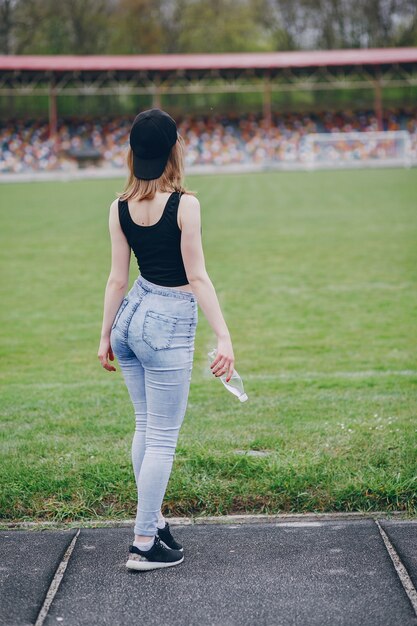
[117,132,197,201]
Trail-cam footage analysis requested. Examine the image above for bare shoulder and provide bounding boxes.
[178,193,200,230]
[108,198,122,230]
[180,192,200,211]
[110,198,120,213]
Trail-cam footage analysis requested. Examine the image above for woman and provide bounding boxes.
[97,108,235,571]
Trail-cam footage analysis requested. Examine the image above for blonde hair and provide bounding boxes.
[117,133,197,201]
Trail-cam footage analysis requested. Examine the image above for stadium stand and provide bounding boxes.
[1,108,416,174]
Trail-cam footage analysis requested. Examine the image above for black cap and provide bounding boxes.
[129,108,178,180]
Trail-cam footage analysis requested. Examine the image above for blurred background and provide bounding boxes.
[1,0,417,176]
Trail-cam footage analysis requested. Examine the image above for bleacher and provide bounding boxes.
[1,108,416,174]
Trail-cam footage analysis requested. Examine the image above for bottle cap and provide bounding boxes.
[239,393,248,402]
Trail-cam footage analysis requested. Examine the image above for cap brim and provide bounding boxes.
[132,152,169,180]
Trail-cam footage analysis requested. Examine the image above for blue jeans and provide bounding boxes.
[110,275,198,536]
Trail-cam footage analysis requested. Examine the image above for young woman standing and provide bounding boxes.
[97,108,235,571]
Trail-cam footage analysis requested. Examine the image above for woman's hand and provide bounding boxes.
[210,335,235,382]
[98,336,116,372]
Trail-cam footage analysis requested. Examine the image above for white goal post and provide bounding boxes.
[302,131,413,169]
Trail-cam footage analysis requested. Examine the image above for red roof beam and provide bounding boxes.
[0,48,416,72]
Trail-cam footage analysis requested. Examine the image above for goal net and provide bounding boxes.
[301,131,413,169]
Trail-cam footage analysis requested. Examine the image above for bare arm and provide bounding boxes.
[98,199,131,371]
[179,194,235,381]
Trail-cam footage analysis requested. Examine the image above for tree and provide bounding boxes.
[3,0,113,55]
[175,0,275,53]
[108,0,166,54]
[271,0,417,49]
[1,0,416,55]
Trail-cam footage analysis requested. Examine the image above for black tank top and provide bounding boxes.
[118,191,189,287]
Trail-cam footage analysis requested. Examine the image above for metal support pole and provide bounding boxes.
[48,84,58,139]
[263,72,272,129]
[374,78,383,131]
[152,91,161,109]
[263,71,273,161]
[152,77,162,109]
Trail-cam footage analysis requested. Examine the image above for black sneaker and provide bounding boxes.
[157,521,184,552]
[126,535,184,571]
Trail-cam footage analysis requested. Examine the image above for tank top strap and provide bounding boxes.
[165,191,181,212]
[163,191,181,230]
[166,192,202,235]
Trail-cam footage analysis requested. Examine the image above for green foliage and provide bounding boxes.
[1,0,416,55]
[176,0,274,53]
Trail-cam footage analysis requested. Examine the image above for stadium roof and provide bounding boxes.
[1,48,417,72]
[1,47,416,108]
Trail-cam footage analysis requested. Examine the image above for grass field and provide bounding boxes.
[0,168,416,523]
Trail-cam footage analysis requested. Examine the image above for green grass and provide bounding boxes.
[0,168,416,522]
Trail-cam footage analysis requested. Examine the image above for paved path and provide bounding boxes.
[1,517,416,626]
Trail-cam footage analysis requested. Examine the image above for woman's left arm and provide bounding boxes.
[98,199,131,372]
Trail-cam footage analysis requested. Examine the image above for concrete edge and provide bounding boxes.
[34,529,81,626]
[375,520,417,617]
[1,510,414,531]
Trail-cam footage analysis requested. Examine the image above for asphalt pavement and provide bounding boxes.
[1,517,416,626]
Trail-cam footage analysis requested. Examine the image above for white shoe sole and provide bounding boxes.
[126,555,184,571]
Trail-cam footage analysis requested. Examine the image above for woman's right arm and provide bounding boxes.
[179,194,235,382]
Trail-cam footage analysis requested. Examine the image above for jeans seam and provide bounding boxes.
[111,297,129,332]
[122,297,144,341]
[139,277,196,302]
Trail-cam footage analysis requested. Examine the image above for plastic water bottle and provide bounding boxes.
[207,348,248,402]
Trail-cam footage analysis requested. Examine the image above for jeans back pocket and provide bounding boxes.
[143,310,178,350]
